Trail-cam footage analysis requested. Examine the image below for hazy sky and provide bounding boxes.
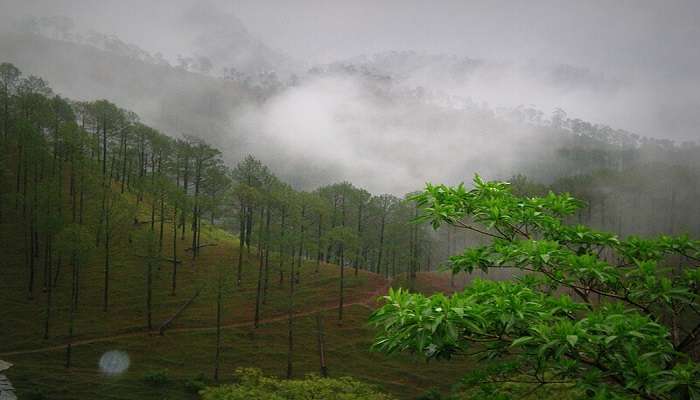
[0,0,700,147]
[3,0,699,74]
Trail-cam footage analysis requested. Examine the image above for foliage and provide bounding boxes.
[184,373,209,393]
[142,369,171,386]
[371,175,700,400]
[200,367,395,400]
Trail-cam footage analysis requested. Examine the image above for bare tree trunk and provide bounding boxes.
[191,159,202,258]
[297,205,306,284]
[26,220,34,299]
[103,202,110,312]
[245,206,253,253]
[181,155,189,240]
[278,208,287,286]
[338,244,345,323]
[316,312,328,377]
[171,207,178,296]
[120,128,127,193]
[316,214,323,273]
[237,203,245,286]
[158,157,164,253]
[376,214,385,274]
[355,203,363,276]
[146,259,153,330]
[65,255,77,368]
[262,208,271,305]
[286,232,296,379]
[214,272,222,381]
[253,207,266,328]
[101,114,107,177]
[150,153,156,232]
[79,162,84,225]
[43,237,52,339]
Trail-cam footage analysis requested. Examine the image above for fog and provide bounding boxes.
[234,73,551,193]
[1,0,699,193]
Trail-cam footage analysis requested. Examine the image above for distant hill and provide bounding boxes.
[1,30,694,196]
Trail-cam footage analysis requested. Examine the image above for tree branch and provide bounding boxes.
[452,220,507,240]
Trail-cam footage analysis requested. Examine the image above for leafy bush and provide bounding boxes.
[143,369,171,386]
[200,367,394,400]
[370,175,700,400]
[184,372,208,393]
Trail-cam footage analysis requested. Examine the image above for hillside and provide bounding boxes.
[0,184,480,399]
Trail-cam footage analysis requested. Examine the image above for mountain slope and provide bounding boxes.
[0,172,473,400]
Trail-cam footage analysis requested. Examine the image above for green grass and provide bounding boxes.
[5,305,476,399]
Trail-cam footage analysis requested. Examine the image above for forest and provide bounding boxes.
[1,2,700,400]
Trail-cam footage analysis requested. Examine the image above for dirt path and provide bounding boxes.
[0,278,392,358]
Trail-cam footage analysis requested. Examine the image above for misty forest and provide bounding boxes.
[0,1,699,399]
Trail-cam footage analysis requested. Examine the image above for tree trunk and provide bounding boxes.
[253,207,266,328]
[150,153,156,232]
[262,207,271,305]
[376,214,386,274]
[181,156,189,240]
[172,207,178,296]
[338,244,345,323]
[316,214,322,273]
[297,205,306,284]
[102,114,107,177]
[158,156,164,253]
[120,128,127,193]
[316,312,328,377]
[27,220,34,299]
[214,272,222,381]
[279,208,287,286]
[66,255,77,368]
[354,203,363,275]
[103,203,110,312]
[43,236,52,339]
[237,203,245,286]
[191,159,202,258]
[286,230,296,379]
[245,206,253,252]
[146,259,153,330]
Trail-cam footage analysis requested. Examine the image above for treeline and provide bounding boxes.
[0,61,435,322]
[509,162,700,238]
[430,164,700,277]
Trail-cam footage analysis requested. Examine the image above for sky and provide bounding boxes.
[2,0,698,74]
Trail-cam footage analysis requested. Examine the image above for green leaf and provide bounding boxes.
[511,336,534,347]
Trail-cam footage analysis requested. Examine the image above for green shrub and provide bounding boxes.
[184,372,208,393]
[143,369,171,386]
[201,367,395,400]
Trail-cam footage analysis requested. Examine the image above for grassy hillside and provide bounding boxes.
[0,190,476,399]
